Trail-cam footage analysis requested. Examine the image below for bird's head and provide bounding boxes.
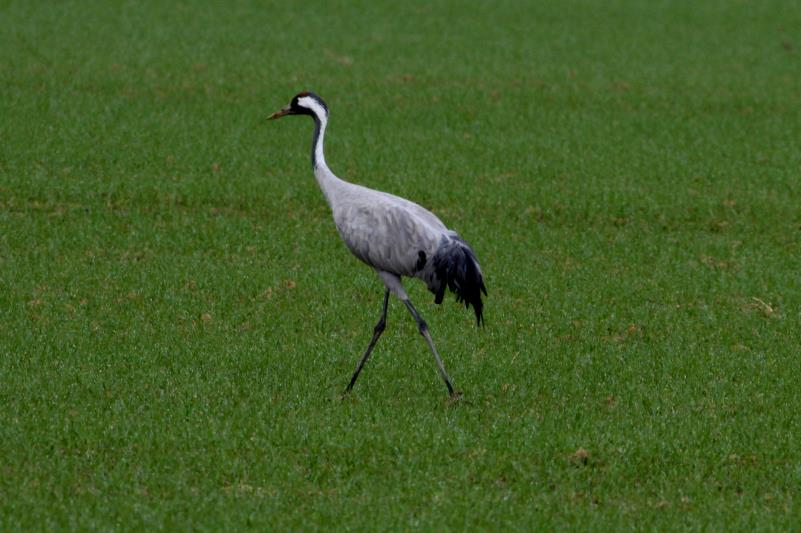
[268,92,328,121]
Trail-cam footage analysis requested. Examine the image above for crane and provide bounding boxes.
[268,92,487,398]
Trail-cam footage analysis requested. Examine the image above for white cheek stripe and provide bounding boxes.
[298,96,327,122]
[297,96,329,170]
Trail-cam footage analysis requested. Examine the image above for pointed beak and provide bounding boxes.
[267,106,291,121]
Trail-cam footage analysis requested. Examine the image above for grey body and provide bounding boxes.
[269,92,486,397]
[321,172,458,297]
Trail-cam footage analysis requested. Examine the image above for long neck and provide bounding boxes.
[311,114,328,171]
[310,112,348,206]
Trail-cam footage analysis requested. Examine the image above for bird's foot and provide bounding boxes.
[340,385,358,401]
[447,390,464,404]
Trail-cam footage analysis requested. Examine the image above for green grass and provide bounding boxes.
[2,0,800,529]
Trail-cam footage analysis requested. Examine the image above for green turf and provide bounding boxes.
[2,0,800,529]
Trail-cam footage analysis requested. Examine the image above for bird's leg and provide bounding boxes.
[344,290,390,394]
[402,299,457,397]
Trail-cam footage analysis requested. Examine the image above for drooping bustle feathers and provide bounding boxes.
[431,238,488,325]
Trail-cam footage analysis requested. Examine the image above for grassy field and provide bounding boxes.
[2,0,800,529]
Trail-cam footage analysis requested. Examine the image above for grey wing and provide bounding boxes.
[333,191,445,276]
[375,190,448,233]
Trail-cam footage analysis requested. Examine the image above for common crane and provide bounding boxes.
[268,92,486,398]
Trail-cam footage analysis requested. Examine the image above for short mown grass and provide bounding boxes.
[2,0,800,529]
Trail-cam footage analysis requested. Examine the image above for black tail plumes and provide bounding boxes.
[431,237,488,325]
